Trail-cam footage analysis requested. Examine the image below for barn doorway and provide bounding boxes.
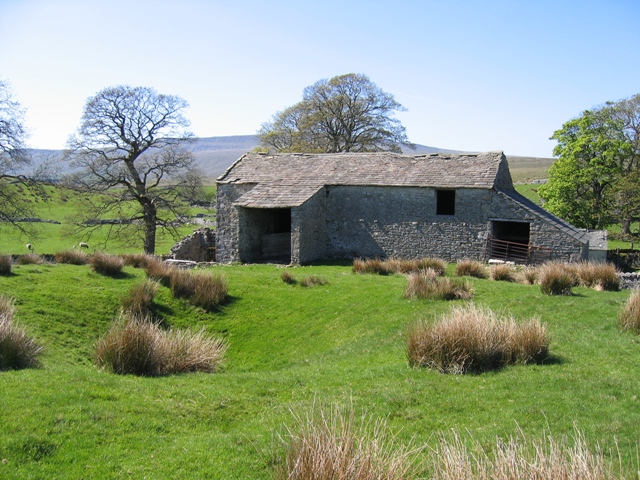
[240,208,291,263]
[488,221,531,262]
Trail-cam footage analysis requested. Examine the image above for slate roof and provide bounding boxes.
[218,151,512,208]
[498,189,592,244]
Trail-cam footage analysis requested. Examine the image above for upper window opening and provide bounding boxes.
[436,190,455,215]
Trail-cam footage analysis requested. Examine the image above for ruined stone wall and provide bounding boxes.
[170,228,216,262]
[216,183,254,263]
[292,188,327,264]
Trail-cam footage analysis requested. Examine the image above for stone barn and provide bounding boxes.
[215,151,590,265]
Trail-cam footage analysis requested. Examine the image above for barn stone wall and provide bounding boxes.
[323,185,587,262]
[325,185,488,261]
[292,188,327,264]
[216,183,254,263]
[216,183,588,264]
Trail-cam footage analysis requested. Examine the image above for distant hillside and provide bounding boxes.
[26,136,555,182]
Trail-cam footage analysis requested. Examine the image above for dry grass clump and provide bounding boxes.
[55,249,89,265]
[0,255,12,275]
[416,257,447,276]
[281,270,297,285]
[404,269,473,301]
[353,258,389,275]
[94,313,227,376]
[407,304,549,374]
[353,257,447,276]
[573,261,620,291]
[170,269,228,310]
[121,280,159,317]
[0,296,44,370]
[273,404,422,480]
[455,259,488,279]
[429,428,624,480]
[300,275,328,287]
[522,267,538,284]
[619,289,640,334]
[144,258,176,287]
[89,252,124,276]
[17,253,43,265]
[538,262,575,296]
[121,253,152,269]
[489,263,518,282]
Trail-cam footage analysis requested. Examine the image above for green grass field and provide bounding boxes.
[0,185,216,255]
[1,262,638,478]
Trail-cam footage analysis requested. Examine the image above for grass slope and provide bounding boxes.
[0,262,638,478]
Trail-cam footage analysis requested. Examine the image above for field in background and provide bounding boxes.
[0,185,216,255]
[0,262,637,478]
[506,155,555,183]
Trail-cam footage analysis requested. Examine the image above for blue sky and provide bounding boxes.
[1,0,638,157]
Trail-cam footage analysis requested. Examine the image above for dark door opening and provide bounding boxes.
[240,208,291,263]
[260,209,291,261]
[489,221,531,262]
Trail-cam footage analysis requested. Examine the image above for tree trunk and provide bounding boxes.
[143,203,157,255]
[621,218,632,236]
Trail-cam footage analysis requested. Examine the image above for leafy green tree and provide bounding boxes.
[612,169,640,235]
[65,86,202,254]
[539,95,640,231]
[258,73,414,153]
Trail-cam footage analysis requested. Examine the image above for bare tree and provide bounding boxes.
[0,79,40,236]
[258,74,414,153]
[65,86,203,254]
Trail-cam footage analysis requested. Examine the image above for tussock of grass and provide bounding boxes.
[121,280,159,317]
[404,270,473,301]
[89,252,124,276]
[619,289,640,334]
[430,428,625,480]
[300,275,328,287]
[455,259,488,279]
[55,249,89,265]
[0,255,12,275]
[522,267,538,284]
[538,262,575,296]
[121,253,152,269]
[353,258,388,275]
[170,269,228,310]
[94,313,227,376]
[281,270,297,285]
[407,304,549,374]
[274,404,422,480]
[281,271,327,287]
[0,296,44,370]
[17,253,43,265]
[144,258,175,287]
[573,262,620,291]
[415,258,447,276]
[490,264,518,282]
[353,257,446,276]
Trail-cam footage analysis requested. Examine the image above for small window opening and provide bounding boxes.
[436,190,455,215]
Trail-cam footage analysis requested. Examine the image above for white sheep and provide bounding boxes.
[26,243,34,251]
[79,242,89,249]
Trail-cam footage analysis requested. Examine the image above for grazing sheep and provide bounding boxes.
[26,243,34,251]
[79,242,89,249]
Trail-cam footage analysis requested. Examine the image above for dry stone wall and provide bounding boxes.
[170,228,216,262]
